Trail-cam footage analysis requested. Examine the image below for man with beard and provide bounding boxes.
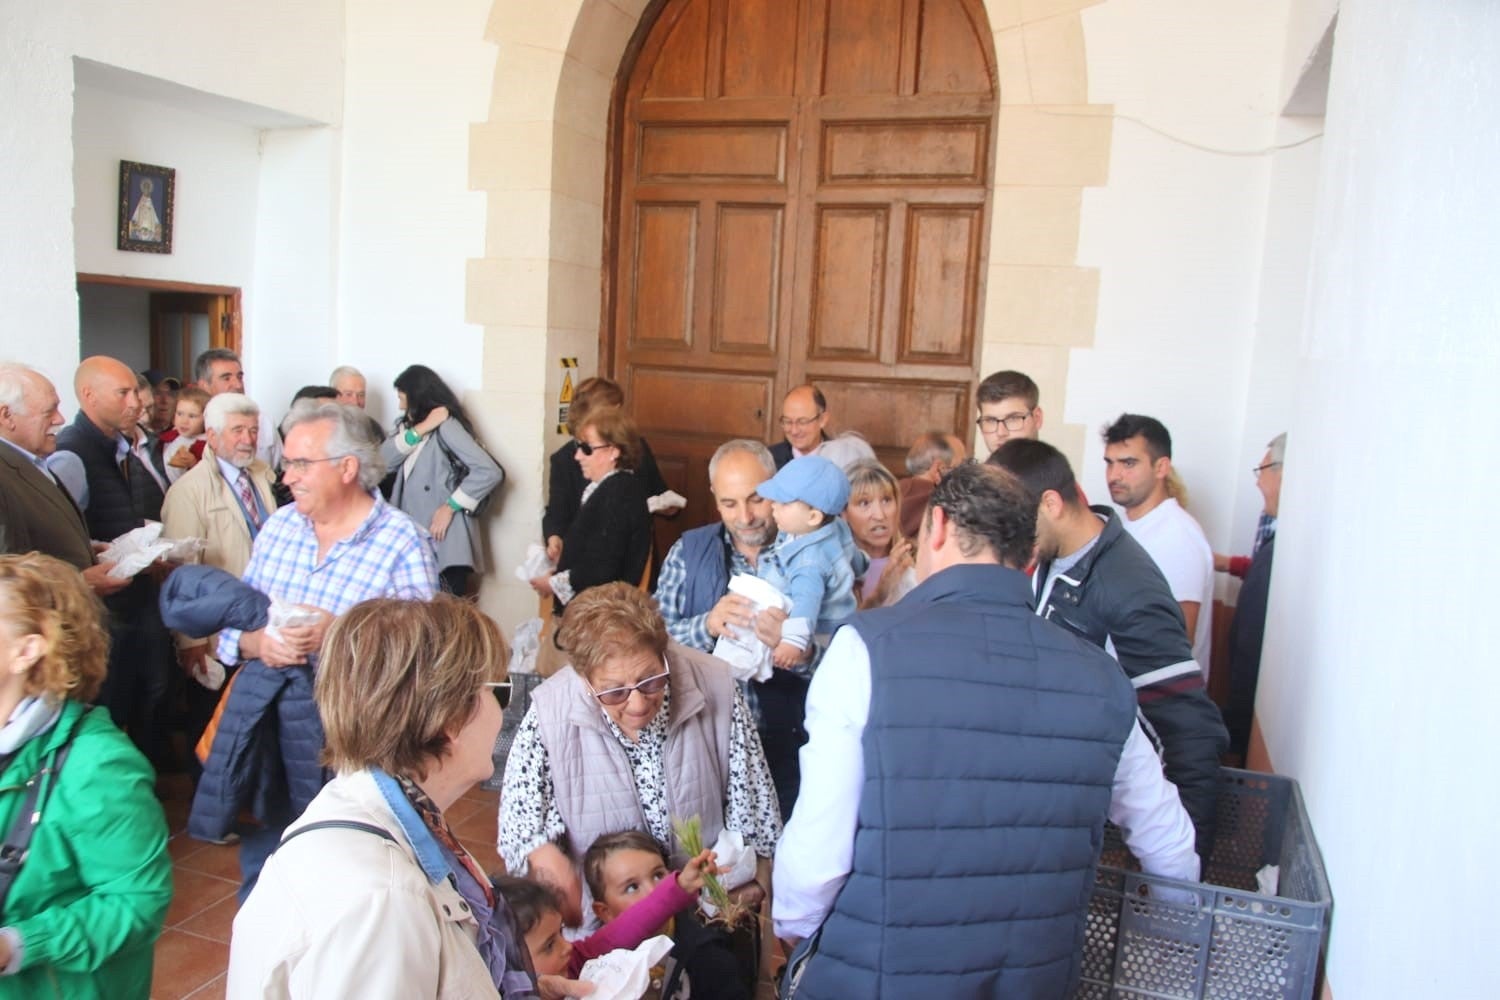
[1102,414,1214,675]
[655,438,811,817]
[990,438,1228,859]
[161,392,278,687]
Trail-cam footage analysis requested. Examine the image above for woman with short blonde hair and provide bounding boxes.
[230,596,585,999]
[0,553,171,998]
[844,460,918,608]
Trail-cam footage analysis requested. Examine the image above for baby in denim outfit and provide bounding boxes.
[756,455,860,668]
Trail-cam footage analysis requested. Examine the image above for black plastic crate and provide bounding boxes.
[1076,768,1332,999]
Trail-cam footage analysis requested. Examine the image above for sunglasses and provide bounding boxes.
[484,681,512,710]
[575,439,615,457]
[589,663,670,707]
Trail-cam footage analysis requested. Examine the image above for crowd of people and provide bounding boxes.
[0,353,1283,997]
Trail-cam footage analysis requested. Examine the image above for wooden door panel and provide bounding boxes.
[900,204,982,364]
[638,123,788,183]
[643,0,712,99]
[613,0,996,548]
[627,366,774,442]
[722,0,800,98]
[822,120,989,184]
[630,204,699,349]
[916,0,993,95]
[814,376,970,466]
[712,205,784,355]
[818,0,905,96]
[808,206,889,360]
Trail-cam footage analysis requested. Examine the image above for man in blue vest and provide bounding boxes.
[655,438,812,818]
[773,462,1198,998]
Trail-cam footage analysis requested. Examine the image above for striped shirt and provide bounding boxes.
[217,493,438,665]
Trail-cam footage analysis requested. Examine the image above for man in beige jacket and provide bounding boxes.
[162,392,277,686]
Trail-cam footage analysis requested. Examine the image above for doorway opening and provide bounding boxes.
[76,273,242,385]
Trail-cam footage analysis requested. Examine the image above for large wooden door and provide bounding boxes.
[609,0,997,543]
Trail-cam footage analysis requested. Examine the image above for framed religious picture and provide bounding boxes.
[117,160,175,253]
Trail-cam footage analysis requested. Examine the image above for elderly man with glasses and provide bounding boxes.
[202,399,438,900]
[1218,432,1286,759]
[770,384,831,469]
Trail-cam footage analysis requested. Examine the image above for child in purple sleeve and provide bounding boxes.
[495,834,719,981]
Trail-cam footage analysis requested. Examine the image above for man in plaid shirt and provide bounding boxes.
[219,400,438,892]
[654,438,814,818]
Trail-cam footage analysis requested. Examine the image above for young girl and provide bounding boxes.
[495,839,717,977]
[162,386,210,482]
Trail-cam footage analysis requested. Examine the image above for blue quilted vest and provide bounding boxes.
[677,522,731,623]
[795,564,1138,999]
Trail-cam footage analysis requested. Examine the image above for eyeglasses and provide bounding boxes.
[575,439,615,457]
[975,412,1031,433]
[1252,461,1282,477]
[589,662,670,707]
[779,413,824,430]
[484,681,512,710]
[281,455,349,474]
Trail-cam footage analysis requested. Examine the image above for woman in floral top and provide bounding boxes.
[498,583,781,930]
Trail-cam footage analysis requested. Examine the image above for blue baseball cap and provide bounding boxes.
[758,455,851,515]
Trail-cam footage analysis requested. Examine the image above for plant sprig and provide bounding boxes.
[672,815,749,927]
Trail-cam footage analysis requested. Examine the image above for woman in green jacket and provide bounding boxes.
[0,553,172,998]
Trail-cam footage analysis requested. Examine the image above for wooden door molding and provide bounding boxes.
[607,0,998,541]
[78,273,242,356]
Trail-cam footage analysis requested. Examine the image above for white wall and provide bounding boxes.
[1070,0,1295,559]
[0,0,342,399]
[77,284,151,371]
[335,0,495,430]
[73,84,264,288]
[1260,1,1500,995]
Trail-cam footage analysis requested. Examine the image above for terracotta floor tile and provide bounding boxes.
[176,893,240,945]
[444,796,486,827]
[165,868,238,927]
[177,842,242,882]
[167,833,206,863]
[183,974,227,1000]
[151,930,230,1000]
[450,804,500,842]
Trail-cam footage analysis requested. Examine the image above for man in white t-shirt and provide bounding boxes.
[1102,414,1214,676]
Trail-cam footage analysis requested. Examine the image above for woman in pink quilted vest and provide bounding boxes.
[497,582,781,931]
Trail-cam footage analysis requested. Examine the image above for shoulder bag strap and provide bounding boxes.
[0,708,90,916]
[276,819,398,852]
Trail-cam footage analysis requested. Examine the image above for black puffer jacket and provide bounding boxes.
[1034,507,1229,857]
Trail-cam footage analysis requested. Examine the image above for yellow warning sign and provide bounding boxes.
[560,371,574,405]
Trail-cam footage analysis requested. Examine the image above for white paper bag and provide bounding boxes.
[100,523,174,579]
[514,542,555,583]
[577,934,675,1000]
[710,574,790,682]
[265,599,322,642]
[647,489,687,513]
[510,617,543,675]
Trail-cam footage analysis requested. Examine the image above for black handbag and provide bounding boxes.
[432,426,504,517]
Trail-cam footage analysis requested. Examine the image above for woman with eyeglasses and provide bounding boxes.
[229,594,590,999]
[529,406,653,621]
[498,583,782,938]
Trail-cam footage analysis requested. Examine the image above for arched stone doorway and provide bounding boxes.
[609,0,999,539]
[470,0,1110,622]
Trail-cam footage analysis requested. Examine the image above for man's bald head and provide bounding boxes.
[74,356,141,435]
[779,384,829,454]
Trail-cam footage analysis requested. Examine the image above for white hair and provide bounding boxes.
[281,399,386,491]
[816,431,878,472]
[0,362,41,413]
[329,365,365,385]
[204,392,260,433]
